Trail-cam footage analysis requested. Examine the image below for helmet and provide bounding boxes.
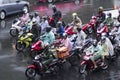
[46,27,52,32]
[23,9,27,14]
[62,33,67,37]
[101,33,107,37]
[32,19,37,25]
[34,12,39,17]
[101,36,106,43]
[42,16,47,20]
[92,16,97,19]
[107,13,112,17]
[77,27,81,32]
[29,14,34,19]
[72,13,77,16]
[98,6,104,12]
[52,5,57,13]
[92,40,97,47]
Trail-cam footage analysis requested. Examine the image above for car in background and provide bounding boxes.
[0,0,30,19]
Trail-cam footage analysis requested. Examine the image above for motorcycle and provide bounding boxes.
[65,24,75,35]
[81,16,97,35]
[109,30,120,57]
[25,55,60,78]
[9,18,22,37]
[10,18,32,37]
[30,40,48,58]
[97,23,109,40]
[15,33,33,51]
[79,51,108,74]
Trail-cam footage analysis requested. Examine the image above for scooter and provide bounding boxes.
[81,16,97,35]
[97,23,109,40]
[79,51,108,74]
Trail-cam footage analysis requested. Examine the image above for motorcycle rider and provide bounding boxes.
[72,13,82,33]
[42,27,55,46]
[39,16,49,34]
[88,40,104,69]
[117,8,120,23]
[97,6,106,23]
[103,13,114,31]
[76,27,87,46]
[31,20,40,42]
[56,21,65,38]
[52,5,62,24]
[21,10,29,23]
[61,33,72,52]
[34,12,41,24]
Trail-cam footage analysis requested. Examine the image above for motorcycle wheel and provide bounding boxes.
[10,29,18,37]
[79,64,87,74]
[25,68,36,78]
[16,42,25,51]
[30,51,38,59]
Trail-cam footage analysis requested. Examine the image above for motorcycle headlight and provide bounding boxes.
[35,55,40,60]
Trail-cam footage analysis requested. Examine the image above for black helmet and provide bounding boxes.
[29,14,34,19]
[52,5,57,13]
[77,27,81,32]
[107,13,112,17]
[46,27,51,32]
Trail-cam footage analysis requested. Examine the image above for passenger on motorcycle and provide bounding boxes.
[34,12,41,24]
[61,33,72,51]
[103,13,114,31]
[56,21,65,38]
[100,37,109,66]
[31,20,40,41]
[76,27,87,47]
[117,8,120,23]
[97,6,106,23]
[101,33,114,56]
[72,13,82,33]
[21,10,29,23]
[39,16,50,34]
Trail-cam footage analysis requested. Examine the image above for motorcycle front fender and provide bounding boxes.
[80,60,86,65]
[24,41,29,48]
[18,40,23,44]
[28,65,36,69]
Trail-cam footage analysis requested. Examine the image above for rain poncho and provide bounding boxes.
[76,30,87,47]
[61,38,72,51]
[105,37,114,56]
[87,45,102,60]
[42,31,55,45]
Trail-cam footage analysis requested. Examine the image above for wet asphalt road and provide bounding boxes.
[0,0,120,80]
